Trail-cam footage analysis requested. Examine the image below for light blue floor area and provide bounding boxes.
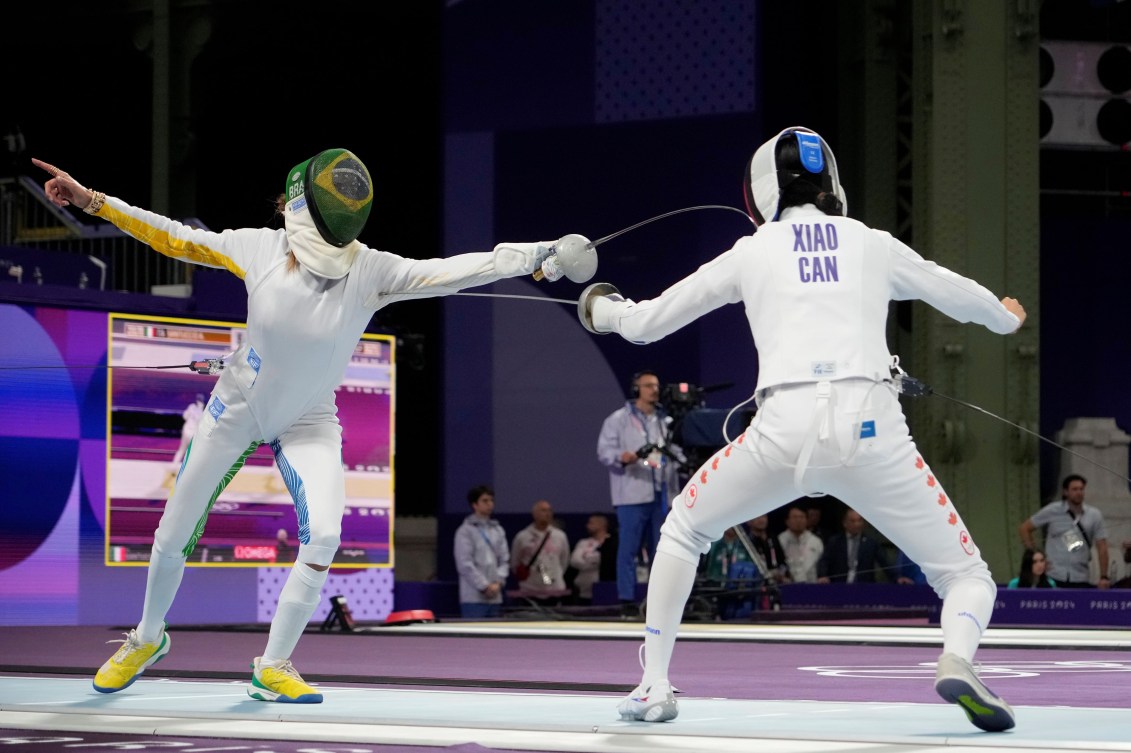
[1,675,1127,753]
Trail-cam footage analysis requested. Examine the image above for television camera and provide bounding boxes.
[659,381,708,421]
[655,380,752,476]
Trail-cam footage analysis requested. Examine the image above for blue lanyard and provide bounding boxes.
[628,403,662,444]
[630,404,671,509]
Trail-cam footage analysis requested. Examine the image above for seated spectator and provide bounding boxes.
[453,484,510,618]
[511,499,571,605]
[778,504,823,583]
[1007,548,1057,588]
[703,527,761,619]
[703,527,755,584]
[570,513,616,604]
[806,504,824,540]
[744,515,789,584]
[817,508,892,583]
[805,501,839,542]
[893,548,928,585]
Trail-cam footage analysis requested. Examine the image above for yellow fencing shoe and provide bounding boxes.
[92,627,171,693]
[248,657,323,703]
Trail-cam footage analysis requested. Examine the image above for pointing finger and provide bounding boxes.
[31,157,62,178]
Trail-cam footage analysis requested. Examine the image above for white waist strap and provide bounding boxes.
[793,381,836,496]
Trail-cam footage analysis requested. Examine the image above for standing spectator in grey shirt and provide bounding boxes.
[1019,474,1110,588]
[454,485,511,617]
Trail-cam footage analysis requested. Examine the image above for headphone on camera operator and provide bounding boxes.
[629,369,659,401]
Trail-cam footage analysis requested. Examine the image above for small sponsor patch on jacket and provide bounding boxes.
[208,397,226,420]
[859,420,876,438]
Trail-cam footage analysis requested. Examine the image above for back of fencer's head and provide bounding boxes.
[745,127,846,223]
[775,136,845,217]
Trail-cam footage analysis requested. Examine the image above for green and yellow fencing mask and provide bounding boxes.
[283,148,373,278]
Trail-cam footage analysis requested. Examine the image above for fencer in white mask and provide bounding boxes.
[579,126,1025,732]
[34,148,567,705]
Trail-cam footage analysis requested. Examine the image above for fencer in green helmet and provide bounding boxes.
[283,148,374,278]
[33,148,574,706]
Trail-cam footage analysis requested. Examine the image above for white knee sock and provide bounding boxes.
[138,546,187,643]
[640,550,699,688]
[940,578,995,661]
[263,563,328,663]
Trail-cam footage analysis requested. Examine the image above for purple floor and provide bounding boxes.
[2,625,1126,709]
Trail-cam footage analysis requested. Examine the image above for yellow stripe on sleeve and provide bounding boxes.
[101,202,247,280]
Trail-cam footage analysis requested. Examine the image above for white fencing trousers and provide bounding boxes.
[267,422,347,567]
[151,390,346,570]
[647,380,995,675]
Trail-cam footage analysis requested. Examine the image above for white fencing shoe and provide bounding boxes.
[934,653,1015,732]
[617,679,678,722]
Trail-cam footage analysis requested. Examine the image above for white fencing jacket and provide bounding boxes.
[605,205,1020,393]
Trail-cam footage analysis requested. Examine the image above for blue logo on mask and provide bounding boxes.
[796,132,825,174]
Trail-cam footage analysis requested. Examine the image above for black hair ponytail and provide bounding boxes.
[779,181,844,217]
[815,191,844,216]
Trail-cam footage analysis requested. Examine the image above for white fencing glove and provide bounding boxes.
[493,241,554,277]
[577,282,629,334]
[590,293,628,333]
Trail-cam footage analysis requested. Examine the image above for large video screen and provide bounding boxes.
[106,314,394,568]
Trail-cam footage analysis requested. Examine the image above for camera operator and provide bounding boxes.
[597,370,685,614]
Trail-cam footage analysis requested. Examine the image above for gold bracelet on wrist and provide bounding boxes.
[83,190,106,215]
